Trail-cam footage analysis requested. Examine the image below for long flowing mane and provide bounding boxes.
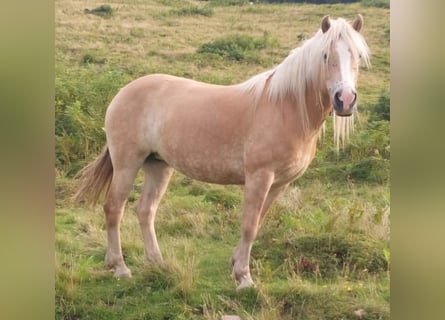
[238,17,370,145]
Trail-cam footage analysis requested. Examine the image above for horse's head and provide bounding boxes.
[320,14,369,117]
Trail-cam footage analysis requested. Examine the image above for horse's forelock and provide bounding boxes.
[320,18,371,67]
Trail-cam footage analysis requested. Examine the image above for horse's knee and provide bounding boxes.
[135,200,155,224]
[241,224,258,242]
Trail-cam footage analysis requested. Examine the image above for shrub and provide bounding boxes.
[291,234,388,277]
[339,120,390,183]
[55,100,103,172]
[264,0,359,3]
[301,117,390,185]
[170,5,214,17]
[55,67,132,174]
[206,0,252,6]
[253,233,388,278]
[84,5,113,18]
[360,0,390,8]
[349,157,389,183]
[196,33,277,63]
[81,53,106,65]
[369,90,390,121]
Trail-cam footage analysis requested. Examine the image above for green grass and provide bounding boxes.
[56,174,389,319]
[55,0,389,318]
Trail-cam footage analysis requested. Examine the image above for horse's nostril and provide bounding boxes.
[352,92,357,105]
[334,91,342,106]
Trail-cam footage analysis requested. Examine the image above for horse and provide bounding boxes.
[74,14,370,290]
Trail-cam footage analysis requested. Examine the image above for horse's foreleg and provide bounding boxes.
[258,183,289,228]
[136,160,173,265]
[232,170,274,290]
[104,167,139,278]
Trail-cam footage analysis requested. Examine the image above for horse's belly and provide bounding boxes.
[157,137,245,184]
[166,155,245,185]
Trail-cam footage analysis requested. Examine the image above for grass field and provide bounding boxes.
[55,0,390,319]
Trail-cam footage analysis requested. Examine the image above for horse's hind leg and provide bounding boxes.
[104,165,140,278]
[136,160,173,265]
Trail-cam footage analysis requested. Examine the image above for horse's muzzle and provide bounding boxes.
[333,88,357,116]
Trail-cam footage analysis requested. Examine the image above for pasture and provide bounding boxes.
[55,0,390,319]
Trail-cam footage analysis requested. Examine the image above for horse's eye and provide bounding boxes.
[323,53,327,61]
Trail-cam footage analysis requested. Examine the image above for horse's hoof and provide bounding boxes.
[236,274,255,291]
[113,266,132,278]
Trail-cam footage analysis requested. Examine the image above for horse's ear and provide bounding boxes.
[321,15,331,33]
[352,14,363,32]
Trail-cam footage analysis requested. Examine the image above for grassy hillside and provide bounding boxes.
[55,0,390,319]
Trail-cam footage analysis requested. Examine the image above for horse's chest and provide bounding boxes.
[273,140,318,184]
[244,130,318,184]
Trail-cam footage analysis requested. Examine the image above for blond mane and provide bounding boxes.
[238,17,370,146]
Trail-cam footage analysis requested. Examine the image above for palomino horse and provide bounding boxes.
[74,15,370,290]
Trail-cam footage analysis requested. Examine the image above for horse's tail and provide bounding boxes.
[72,146,113,207]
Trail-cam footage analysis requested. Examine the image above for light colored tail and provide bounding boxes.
[72,147,113,207]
